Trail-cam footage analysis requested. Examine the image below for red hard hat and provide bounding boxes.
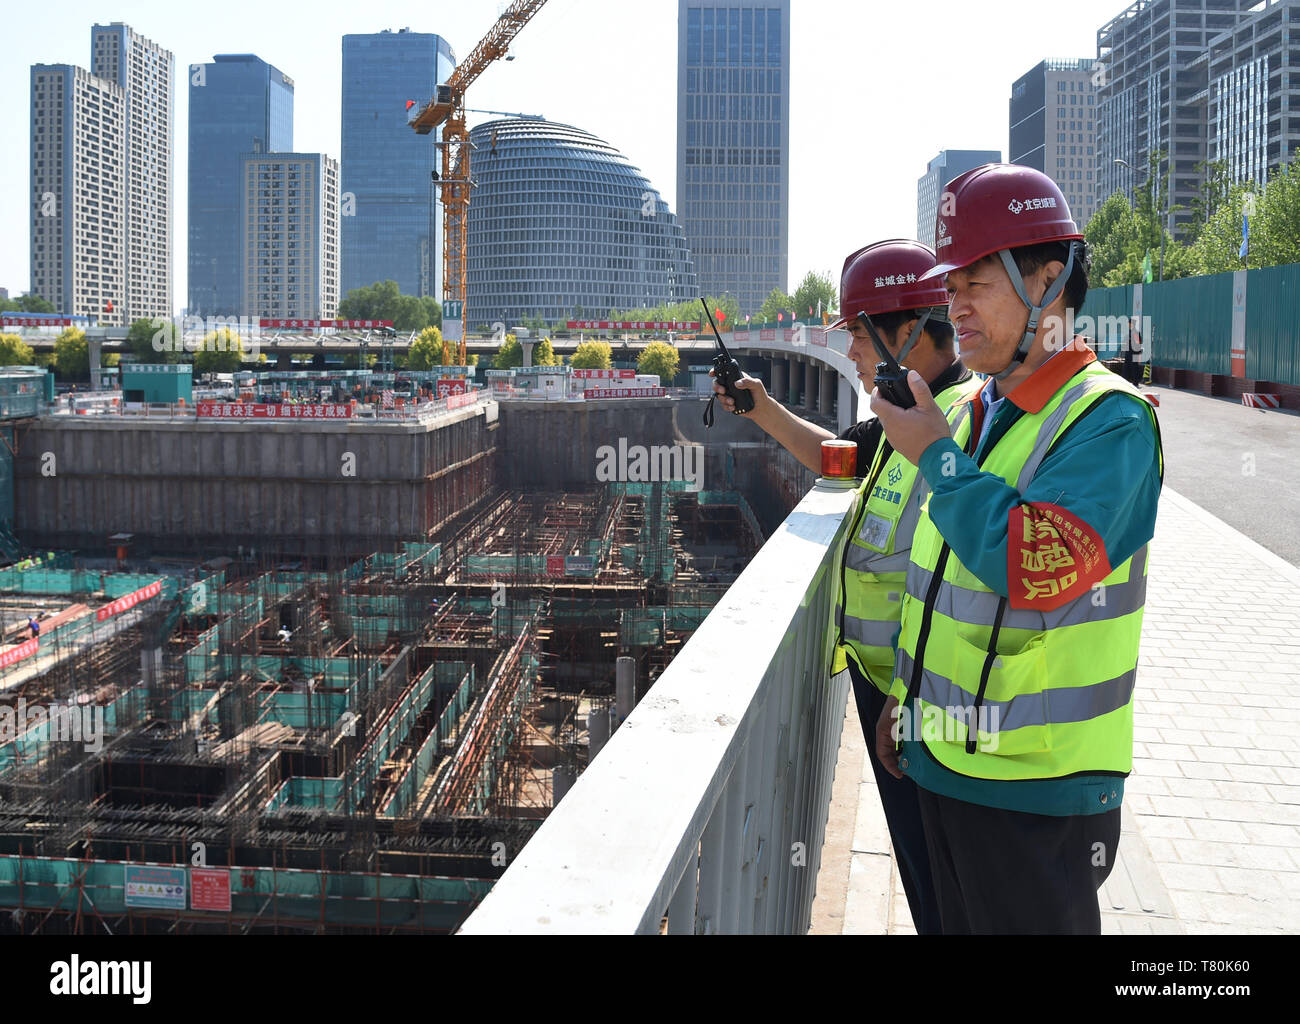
[921,163,1083,280]
[827,239,950,329]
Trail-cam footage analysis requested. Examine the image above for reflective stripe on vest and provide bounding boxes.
[894,361,1162,780]
[904,545,1148,631]
[833,384,980,691]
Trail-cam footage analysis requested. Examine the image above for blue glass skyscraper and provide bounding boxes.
[676,1,790,320]
[188,54,293,316]
[341,29,455,300]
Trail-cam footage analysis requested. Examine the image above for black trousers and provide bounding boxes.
[916,786,1121,934]
[847,663,942,935]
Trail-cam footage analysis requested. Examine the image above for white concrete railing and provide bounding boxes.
[460,480,858,934]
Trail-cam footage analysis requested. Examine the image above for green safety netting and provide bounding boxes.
[0,856,491,928]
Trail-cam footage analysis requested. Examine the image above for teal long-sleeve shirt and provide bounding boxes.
[899,370,1164,817]
[918,390,1163,598]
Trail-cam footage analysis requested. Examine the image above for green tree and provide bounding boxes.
[193,329,247,374]
[791,270,838,322]
[0,294,56,314]
[409,326,447,370]
[637,340,679,382]
[54,328,89,380]
[0,333,35,366]
[125,317,180,364]
[338,280,437,332]
[757,287,796,324]
[1084,191,1139,285]
[1187,160,1233,242]
[493,334,522,369]
[570,340,612,369]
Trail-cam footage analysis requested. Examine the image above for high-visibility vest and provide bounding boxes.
[832,376,982,693]
[893,361,1163,779]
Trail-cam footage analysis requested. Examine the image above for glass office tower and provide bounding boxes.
[466,118,696,325]
[676,1,790,320]
[188,54,294,316]
[340,29,455,300]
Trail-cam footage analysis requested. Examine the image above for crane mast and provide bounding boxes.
[408,0,551,363]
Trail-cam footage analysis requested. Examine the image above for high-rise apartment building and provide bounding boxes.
[676,1,790,319]
[1010,59,1100,227]
[188,54,294,317]
[240,153,339,319]
[340,29,455,300]
[91,23,174,321]
[29,65,127,321]
[917,149,1001,244]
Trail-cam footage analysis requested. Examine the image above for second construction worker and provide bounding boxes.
[713,239,981,934]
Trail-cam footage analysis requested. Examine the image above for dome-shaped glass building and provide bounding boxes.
[466,118,696,325]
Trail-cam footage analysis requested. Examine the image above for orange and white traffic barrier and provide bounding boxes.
[1242,393,1281,409]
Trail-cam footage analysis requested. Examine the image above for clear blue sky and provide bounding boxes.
[2,0,1126,312]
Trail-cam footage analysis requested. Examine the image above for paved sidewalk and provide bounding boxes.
[811,486,1300,935]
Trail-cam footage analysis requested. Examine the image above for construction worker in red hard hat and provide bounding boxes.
[869,164,1165,934]
[713,239,983,934]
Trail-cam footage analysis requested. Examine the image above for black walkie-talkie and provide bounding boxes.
[865,310,917,410]
[702,299,754,425]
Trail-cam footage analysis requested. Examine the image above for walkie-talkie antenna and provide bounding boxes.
[701,299,731,358]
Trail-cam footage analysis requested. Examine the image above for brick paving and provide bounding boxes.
[812,487,1300,934]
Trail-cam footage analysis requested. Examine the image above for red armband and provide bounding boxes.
[1007,502,1112,611]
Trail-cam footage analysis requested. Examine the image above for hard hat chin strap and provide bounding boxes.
[864,308,935,364]
[993,244,1077,381]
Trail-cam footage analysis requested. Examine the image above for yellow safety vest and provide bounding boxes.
[831,375,982,693]
[892,361,1163,779]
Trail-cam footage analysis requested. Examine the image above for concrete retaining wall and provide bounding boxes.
[14,405,499,556]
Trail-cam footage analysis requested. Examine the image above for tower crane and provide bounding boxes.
[408,0,551,364]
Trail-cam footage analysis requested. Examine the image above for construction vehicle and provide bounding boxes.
[408,0,551,364]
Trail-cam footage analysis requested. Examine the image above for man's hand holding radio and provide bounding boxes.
[868,370,953,466]
[709,370,768,417]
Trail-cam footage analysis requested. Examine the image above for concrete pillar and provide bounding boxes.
[552,765,576,805]
[771,358,787,403]
[88,337,103,391]
[788,358,802,407]
[522,341,536,368]
[837,375,857,435]
[276,351,294,370]
[806,360,820,411]
[616,656,635,724]
[588,706,610,760]
[819,368,835,416]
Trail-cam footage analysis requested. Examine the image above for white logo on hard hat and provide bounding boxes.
[938,221,948,237]
[1008,196,1058,215]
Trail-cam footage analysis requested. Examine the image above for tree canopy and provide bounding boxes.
[637,341,679,382]
[570,340,612,369]
[408,326,449,370]
[338,280,441,333]
[54,328,89,380]
[0,294,55,314]
[0,333,35,367]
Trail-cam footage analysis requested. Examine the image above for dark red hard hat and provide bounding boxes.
[827,239,951,329]
[921,163,1083,280]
